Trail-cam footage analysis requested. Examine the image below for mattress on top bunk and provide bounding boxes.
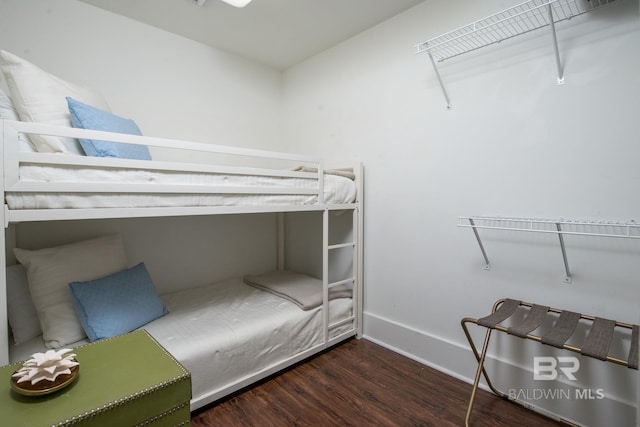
[5,165,357,209]
[9,277,354,405]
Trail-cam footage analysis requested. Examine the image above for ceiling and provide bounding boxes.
[78,0,424,70]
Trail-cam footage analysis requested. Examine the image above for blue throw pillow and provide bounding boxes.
[69,262,168,341]
[66,97,152,160]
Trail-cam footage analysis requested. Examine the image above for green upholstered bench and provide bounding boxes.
[1,330,191,426]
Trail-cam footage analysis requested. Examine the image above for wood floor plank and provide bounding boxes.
[191,338,564,426]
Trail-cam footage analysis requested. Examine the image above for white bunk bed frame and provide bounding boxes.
[0,119,363,408]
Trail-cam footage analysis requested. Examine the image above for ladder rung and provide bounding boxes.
[329,316,355,330]
[328,242,355,250]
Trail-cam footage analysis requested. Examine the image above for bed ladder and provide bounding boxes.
[461,298,639,426]
[322,206,361,345]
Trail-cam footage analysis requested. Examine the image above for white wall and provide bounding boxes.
[0,0,283,151]
[1,0,638,424]
[283,0,640,425]
[12,215,278,294]
[0,0,287,291]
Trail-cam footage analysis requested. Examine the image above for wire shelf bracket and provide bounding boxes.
[459,216,640,283]
[415,0,617,109]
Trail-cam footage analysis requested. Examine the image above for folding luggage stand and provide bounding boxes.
[461,298,639,426]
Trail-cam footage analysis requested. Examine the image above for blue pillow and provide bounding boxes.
[69,262,168,341]
[66,97,151,160]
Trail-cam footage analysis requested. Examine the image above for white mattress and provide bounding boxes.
[10,278,354,406]
[5,165,357,209]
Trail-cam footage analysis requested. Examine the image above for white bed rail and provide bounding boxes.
[1,119,339,223]
[3,119,319,163]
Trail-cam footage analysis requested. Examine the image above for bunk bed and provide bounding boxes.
[0,118,363,411]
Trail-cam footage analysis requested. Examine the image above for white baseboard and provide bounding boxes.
[363,311,637,427]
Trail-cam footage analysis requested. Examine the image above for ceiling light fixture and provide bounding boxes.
[195,0,253,7]
[221,0,253,6]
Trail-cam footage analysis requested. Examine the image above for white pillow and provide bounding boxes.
[0,87,37,152]
[0,87,18,120]
[6,264,42,345]
[0,50,110,154]
[14,234,128,348]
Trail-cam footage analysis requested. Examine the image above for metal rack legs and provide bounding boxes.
[461,298,639,426]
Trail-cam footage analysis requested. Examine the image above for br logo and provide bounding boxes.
[533,356,580,381]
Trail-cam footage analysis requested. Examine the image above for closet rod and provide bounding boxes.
[459,216,639,283]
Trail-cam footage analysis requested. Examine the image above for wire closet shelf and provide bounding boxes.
[414,0,616,109]
[415,0,615,61]
[458,216,640,239]
[458,216,640,283]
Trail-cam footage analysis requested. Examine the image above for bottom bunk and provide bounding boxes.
[3,206,361,412]
[9,274,355,411]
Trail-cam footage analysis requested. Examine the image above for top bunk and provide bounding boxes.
[0,50,359,225]
[1,119,361,224]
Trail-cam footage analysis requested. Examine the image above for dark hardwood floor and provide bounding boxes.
[191,338,564,426]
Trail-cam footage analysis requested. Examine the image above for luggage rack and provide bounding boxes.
[461,298,638,426]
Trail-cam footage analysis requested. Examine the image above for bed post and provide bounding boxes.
[322,208,329,344]
[355,163,364,338]
[277,212,285,271]
[0,120,9,365]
